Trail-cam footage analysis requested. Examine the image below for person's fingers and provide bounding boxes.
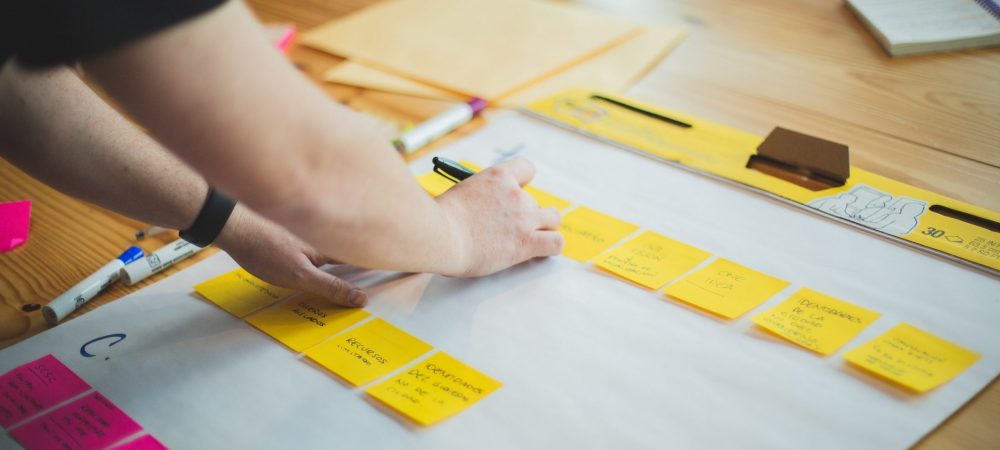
[536,207,561,231]
[527,230,564,258]
[294,264,368,307]
[488,158,536,187]
[306,252,343,267]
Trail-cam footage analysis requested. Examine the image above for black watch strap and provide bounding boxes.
[180,188,236,247]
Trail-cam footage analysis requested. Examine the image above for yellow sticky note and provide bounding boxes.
[416,172,454,197]
[414,161,482,197]
[194,269,296,317]
[665,258,788,318]
[524,185,572,210]
[415,162,570,211]
[306,318,433,386]
[595,231,710,289]
[366,352,502,426]
[246,294,370,352]
[559,206,639,262]
[844,323,981,392]
[751,288,881,356]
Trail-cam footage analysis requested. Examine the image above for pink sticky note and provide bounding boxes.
[0,354,91,429]
[276,25,297,53]
[0,200,31,252]
[11,392,143,450]
[111,435,168,450]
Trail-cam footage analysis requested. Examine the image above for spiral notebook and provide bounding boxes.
[846,0,1000,56]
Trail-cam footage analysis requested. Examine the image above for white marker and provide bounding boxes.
[392,98,487,154]
[120,238,203,286]
[43,246,144,325]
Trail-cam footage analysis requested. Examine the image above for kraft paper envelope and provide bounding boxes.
[301,0,642,99]
[321,26,687,106]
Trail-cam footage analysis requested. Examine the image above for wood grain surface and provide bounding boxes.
[0,0,996,448]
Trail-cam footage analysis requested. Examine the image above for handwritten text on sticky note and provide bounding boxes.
[247,294,370,352]
[307,318,433,386]
[559,206,638,262]
[0,354,91,429]
[10,392,142,450]
[595,231,710,289]
[194,269,297,318]
[665,258,788,318]
[751,288,880,356]
[844,323,981,392]
[366,352,502,425]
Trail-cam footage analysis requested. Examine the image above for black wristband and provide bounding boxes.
[180,188,236,248]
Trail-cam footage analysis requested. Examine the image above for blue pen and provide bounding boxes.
[43,246,144,325]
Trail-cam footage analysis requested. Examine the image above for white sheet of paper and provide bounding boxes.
[1,113,997,449]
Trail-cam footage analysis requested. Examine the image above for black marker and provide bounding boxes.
[590,94,692,129]
[432,157,476,183]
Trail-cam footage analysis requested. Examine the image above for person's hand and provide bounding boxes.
[435,158,563,277]
[214,205,368,307]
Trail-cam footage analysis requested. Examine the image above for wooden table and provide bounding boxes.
[1,0,996,447]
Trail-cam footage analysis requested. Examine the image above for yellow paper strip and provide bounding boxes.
[246,294,371,352]
[559,206,639,262]
[527,89,1000,273]
[595,230,710,289]
[306,318,433,386]
[751,288,881,356]
[665,258,789,318]
[194,269,296,318]
[844,323,981,392]
[366,352,502,426]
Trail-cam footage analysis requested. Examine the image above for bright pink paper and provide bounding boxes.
[276,25,297,53]
[0,200,31,252]
[0,354,91,429]
[11,392,143,450]
[111,434,168,450]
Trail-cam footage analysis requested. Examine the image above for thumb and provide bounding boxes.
[295,265,368,308]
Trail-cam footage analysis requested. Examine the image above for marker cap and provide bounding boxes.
[117,246,145,265]
[468,97,487,114]
[120,239,201,286]
[120,259,153,287]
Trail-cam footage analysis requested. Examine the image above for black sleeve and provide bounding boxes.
[3,0,227,69]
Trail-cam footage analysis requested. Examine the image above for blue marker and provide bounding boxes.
[43,246,144,325]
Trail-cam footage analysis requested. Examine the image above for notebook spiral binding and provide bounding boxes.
[974,0,1000,22]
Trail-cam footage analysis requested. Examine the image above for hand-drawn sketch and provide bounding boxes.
[808,185,927,236]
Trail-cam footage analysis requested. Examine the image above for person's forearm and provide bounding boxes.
[0,61,372,306]
[81,1,466,275]
[0,61,207,230]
